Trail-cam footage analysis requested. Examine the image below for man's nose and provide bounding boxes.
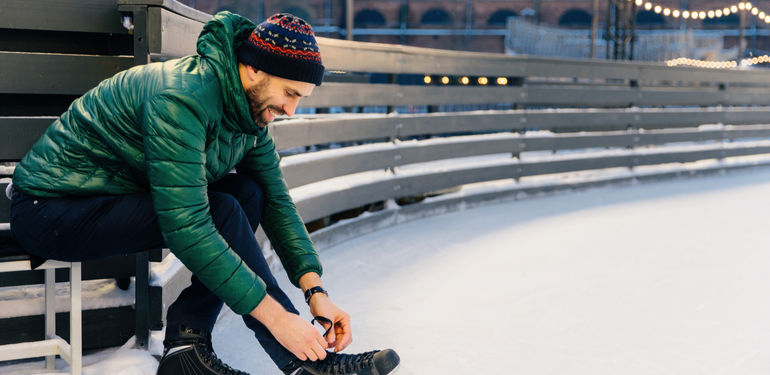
[282,100,298,117]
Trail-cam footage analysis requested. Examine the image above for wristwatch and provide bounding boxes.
[304,286,328,304]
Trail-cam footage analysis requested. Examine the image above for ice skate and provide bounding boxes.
[281,349,400,375]
[157,325,249,375]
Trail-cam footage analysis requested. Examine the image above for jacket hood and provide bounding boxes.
[197,12,262,134]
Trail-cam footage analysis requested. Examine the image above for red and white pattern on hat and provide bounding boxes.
[247,13,322,65]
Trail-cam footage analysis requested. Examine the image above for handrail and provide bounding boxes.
[280,126,770,189]
[269,108,770,149]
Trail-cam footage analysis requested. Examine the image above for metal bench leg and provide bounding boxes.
[44,268,56,370]
[70,263,82,375]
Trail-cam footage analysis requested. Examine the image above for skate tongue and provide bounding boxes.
[164,344,193,357]
[280,361,304,375]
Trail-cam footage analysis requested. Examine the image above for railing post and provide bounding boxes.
[121,3,153,349]
[125,6,150,66]
[135,252,150,349]
[70,263,82,375]
[44,268,55,370]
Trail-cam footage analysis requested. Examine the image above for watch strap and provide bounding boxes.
[304,286,328,304]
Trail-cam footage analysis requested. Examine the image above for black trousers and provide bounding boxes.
[9,173,297,369]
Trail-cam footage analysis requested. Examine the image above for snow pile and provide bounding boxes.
[1,337,157,375]
[0,279,134,319]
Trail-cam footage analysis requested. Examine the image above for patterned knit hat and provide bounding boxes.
[236,13,325,86]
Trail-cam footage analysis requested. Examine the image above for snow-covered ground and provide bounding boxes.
[4,167,770,374]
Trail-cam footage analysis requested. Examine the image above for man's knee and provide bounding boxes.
[213,174,264,211]
[208,191,246,229]
[234,174,264,210]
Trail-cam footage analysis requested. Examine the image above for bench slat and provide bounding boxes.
[0,337,69,362]
[0,117,52,161]
[0,260,32,273]
[1,0,128,34]
[0,52,133,95]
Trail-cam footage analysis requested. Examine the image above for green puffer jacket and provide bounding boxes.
[12,12,322,315]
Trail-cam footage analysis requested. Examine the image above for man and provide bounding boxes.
[8,11,399,375]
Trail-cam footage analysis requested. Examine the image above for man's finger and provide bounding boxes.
[335,329,352,352]
[334,317,353,352]
[325,325,337,347]
[315,332,328,355]
[312,339,327,361]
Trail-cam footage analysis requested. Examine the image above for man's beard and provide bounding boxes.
[245,77,282,129]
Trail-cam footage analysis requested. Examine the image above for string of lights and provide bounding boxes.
[634,1,770,69]
[630,1,770,23]
[422,56,769,81]
[665,55,770,68]
[665,58,738,68]
[423,75,511,85]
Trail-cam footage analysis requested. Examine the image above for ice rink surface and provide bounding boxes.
[5,167,770,374]
[216,167,770,375]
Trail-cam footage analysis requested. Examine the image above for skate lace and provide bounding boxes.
[195,341,248,375]
[312,350,378,374]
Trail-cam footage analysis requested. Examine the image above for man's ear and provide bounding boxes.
[245,64,259,82]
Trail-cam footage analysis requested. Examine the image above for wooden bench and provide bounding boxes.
[0,0,162,365]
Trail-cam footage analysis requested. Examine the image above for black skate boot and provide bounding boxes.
[157,325,249,375]
[281,349,400,375]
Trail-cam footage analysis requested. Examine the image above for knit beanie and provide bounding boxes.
[236,13,325,86]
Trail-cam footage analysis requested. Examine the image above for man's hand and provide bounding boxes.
[299,272,353,353]
[250,295,327,361]
[309,293,352,352]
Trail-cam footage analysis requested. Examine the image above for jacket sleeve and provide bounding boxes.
[141,91,266,315]
[236,130,323,287]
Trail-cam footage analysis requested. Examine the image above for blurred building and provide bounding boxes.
[178,1,770,55]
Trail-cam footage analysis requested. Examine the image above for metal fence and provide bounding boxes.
[505,16,728,61]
